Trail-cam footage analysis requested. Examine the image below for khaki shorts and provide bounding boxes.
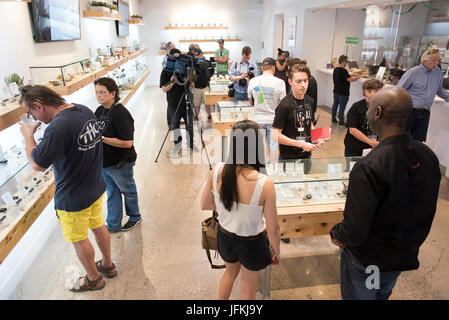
[192,87,208,107]
[56,193,105,243]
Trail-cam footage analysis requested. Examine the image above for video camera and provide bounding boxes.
[164,53,214,86]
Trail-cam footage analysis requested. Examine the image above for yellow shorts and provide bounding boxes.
[56,193,105,243]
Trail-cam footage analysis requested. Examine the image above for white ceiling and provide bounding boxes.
[313,0,431,10]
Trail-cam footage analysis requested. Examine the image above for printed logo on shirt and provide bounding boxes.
[77,119,102,151]
[254,86,275,104]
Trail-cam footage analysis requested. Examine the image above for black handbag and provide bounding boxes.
[201,211,225,269]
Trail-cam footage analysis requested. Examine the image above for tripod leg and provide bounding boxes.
[155,90,185,163]
[187,91,212,170]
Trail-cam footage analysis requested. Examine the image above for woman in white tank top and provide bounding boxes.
[201,120,281,300]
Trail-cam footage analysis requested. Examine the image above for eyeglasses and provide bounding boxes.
[95,90,110,95]
[26,107,36,120]
[429,49,439,54]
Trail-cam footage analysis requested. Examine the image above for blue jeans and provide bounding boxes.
[234,91,249,102]
[340,248,401,300]
[260,123,278,151]
[332,93,349,124]
[102,161,141,232]
[405,108,430,142]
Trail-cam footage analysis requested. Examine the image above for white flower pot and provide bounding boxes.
[91,6,109,12]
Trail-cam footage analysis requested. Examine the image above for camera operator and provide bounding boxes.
[191,48,214,122]
[229,46,257,102]
[159,48,198,159]
[162,41,175,68]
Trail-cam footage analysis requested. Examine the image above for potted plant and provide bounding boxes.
[89,1,109,12]
[130,14,143,24]
[4,73,24,97]
[109,4,118,14]
[4,73,24,87]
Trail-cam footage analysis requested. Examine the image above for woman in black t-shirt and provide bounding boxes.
[94,77,142,233]
[344,78,383,157]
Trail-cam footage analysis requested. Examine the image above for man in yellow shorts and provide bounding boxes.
[19,85,117,292]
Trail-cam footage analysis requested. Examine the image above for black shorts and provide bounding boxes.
[217,226,272,271]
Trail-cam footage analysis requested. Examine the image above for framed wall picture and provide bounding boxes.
[287,16,297,48]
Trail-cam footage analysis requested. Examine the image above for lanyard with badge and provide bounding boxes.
[291,93,308,142]
[97,103,116,133]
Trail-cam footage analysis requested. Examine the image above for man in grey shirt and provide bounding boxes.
[398,48,449,142]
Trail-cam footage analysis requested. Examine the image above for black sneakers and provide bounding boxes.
[121,219,142,232]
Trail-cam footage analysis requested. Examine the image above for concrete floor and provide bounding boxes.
[11,86,449,299]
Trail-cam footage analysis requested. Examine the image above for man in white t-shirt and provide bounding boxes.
[248,57,287,161]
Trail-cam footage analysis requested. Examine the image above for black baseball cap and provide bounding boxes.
[170,48,181,55]
[262,57,276,66]
[217,39,224,44]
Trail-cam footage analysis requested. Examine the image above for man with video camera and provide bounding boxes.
[160,48,198,159]
[191,48,214,122]
[229,46,257,102]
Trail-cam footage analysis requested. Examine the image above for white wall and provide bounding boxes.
[262,0,350,68]
[332,9,365,64]
[138,0,264,85]
[302,8,337,75]
[0,0,145,299]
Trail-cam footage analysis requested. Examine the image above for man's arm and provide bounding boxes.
[397,69,412,90]
[161,76,175,93]
[330,162,379,247]
[437,78,449,102]
[19,121,47,172]
[349,127,378,148]
[271,128,317,152]
[102,137,133,148]
[347,75,361,82]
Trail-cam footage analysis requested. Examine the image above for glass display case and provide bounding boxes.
[267,157,361,208]
[0,119,53,233]
[110,54,149,96]
[30,59,102,88]
[217,100,253,121]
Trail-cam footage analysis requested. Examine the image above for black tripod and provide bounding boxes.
[155,86,212,170]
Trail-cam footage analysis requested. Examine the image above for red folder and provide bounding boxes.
[311,127,331,143]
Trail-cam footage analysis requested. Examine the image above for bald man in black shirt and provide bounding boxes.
[330,86,441,300]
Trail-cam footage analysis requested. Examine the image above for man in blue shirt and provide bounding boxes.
[229,46,257,102]
[19,85,116,292]
[398,48,449,142]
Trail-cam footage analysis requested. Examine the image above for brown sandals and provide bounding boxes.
[68,261,117,292]
[95,260,118,278]
[69,274,105,292]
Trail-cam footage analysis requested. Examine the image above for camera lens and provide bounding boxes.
[239,78,248,86]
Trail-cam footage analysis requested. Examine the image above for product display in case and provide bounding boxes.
[0,139,54,233]
[0,116,51,232]
[217,100,253,121]
[30,59,101,87]
[268,157,361,207]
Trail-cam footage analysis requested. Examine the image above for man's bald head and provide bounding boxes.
[366,86,412,136]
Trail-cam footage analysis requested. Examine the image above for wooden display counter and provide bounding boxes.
[46,67,108,96]
[0,102,25,132]
[205,91,233,105]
